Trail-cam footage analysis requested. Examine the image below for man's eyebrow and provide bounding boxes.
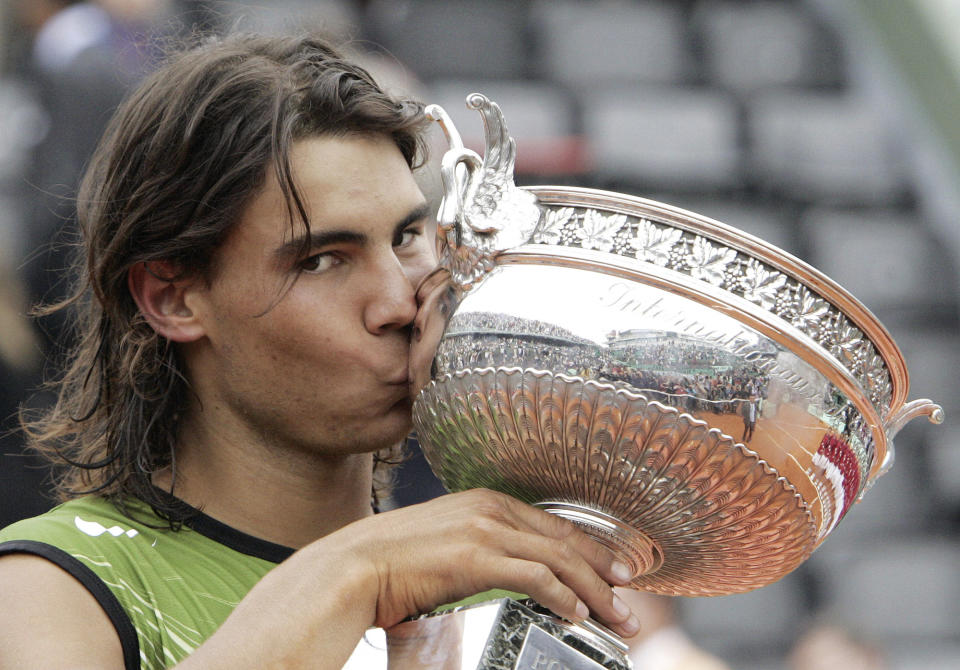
[392,202,433,239]
[274,229,366,264]
[274,202,433,264]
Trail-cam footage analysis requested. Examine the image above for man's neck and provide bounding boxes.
[154,420,377,550]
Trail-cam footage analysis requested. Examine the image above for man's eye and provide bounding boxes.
[300,253,339,274]
[395,228,420,248]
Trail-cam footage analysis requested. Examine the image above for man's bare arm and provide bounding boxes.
[1,490,640,670]
[0,554,125,669]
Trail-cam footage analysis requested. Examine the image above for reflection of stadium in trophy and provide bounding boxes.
[435,311,608,380]
[601,328,773,426]
[434,313,784,447]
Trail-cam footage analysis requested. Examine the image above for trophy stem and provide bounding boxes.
[536,501,664,579]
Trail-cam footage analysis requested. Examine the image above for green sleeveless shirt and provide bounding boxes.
[0,497,522,669]
[0,496,293,669]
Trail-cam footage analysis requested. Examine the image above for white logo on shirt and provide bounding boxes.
[74,515,139,538]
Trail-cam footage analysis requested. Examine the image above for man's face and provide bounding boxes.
[185,134,436,455]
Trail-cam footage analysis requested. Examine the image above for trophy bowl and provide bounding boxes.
[409,94,944,597]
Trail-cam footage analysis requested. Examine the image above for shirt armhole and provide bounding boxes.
[0,539,141,670]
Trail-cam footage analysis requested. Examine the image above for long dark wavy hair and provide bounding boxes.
[23,32,430,521]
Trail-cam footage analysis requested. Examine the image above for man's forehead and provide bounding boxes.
[233,135,427,247]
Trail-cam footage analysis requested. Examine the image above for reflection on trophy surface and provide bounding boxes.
[406,93,943,664]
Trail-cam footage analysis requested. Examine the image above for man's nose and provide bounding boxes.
[364,253,419,334]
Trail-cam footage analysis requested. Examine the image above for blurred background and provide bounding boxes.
[0,1,957,668]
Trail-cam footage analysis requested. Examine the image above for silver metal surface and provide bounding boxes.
[410,93,944,597]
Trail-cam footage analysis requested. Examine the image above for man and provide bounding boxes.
[0,33,640,668]
[741,395,758,443]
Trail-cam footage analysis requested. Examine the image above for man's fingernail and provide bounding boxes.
[611,561,633,583]
[622,613,641,636]
[575,600,590,620]
[612,593,631,619]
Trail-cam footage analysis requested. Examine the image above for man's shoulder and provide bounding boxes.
[0,497,266,668]
[0,495,272,665]
[0,496,156,547]
[0,496,199,577]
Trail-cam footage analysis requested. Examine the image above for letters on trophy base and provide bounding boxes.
[516,624,610,670]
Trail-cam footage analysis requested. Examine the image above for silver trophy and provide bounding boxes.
[403,94,944,668]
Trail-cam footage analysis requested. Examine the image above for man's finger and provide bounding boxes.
[495,495,636,586]
[492,527,641,636]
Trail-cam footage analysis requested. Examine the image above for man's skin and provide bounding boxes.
[0,134,641,668]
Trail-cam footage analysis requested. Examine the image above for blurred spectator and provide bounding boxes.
[0,266,38,376]
[0,264,46,529]
[14,0,169,352]
[617,588,731,670]
[1,0,170,527]
[788,624,886,670]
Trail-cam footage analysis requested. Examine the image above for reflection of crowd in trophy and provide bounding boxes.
[437,333,607,379]
[601,364,768,416]
[446,311,595,346]
[600,332,770,431]
[440,311,609,375]
[608,336,730,372]
[442,313,771,435]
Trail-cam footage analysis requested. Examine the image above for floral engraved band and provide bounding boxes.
[529,203,894,414]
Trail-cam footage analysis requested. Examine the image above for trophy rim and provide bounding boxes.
[523,184,909,415]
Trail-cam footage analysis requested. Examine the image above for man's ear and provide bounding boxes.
[128,261,205,343]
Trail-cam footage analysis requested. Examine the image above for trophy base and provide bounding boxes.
[536,501,664,579]
[358,597,632,669]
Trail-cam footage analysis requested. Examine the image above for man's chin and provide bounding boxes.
[367,400,415,451]
[310,400,414,455]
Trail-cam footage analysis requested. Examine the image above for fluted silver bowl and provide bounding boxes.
[409,94,943,596]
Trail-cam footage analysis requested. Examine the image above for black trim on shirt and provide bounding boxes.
[0,539,141,670]
[146,486,295,563]
[185,511,295,564]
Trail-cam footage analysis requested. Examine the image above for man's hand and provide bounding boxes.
[334,489,641,637]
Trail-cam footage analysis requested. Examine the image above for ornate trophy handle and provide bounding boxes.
[870,399,946,481]
[425,94,541,291]
[885,398,945,436]
[423,103,481,252]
